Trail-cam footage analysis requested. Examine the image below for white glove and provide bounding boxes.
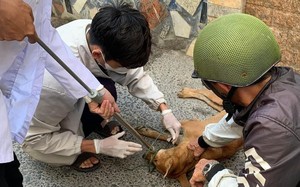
[161,109,181,144]
[93,131,142,158]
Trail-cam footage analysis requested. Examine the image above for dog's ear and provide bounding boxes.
[163,158,174,178]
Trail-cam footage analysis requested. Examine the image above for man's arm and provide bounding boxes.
[114,67,181,144]
[189,113,243,156]
[190,159,237,187]
[201,113,243,148]
[42,22,118,118]
[191,116,299,187]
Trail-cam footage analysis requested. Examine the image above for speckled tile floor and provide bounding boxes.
[14,47,244,187]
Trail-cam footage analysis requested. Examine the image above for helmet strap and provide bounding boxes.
[201,80,239,121]
[223,86,238,121]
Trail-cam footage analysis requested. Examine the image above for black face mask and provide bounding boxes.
[222,87,238,121]
[201,80,238,121]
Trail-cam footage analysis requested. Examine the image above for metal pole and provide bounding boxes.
[37,38,93,94]
[37,37,154,151]
[114,113,154,151]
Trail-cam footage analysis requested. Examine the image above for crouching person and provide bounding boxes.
[188,13,300,187]
[22,4,181,172]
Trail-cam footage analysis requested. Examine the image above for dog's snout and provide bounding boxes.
[143,150,155,161]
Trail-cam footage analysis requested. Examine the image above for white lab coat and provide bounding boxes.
[22,19,166,165]
[0,0,100,163]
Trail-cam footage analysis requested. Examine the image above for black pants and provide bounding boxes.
[81,77,117,137]
[0,152,23,187]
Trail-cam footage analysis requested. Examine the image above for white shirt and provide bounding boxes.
[25,19,167,139]
[24,19,168,156]
[57,19,166,110]
[0,0,100,163]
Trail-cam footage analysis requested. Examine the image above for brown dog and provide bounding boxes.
[136,88,243,187]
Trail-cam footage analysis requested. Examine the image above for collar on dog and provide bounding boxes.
[144,149,160,172]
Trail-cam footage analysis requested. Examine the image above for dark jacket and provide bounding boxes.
[234,67,300,187]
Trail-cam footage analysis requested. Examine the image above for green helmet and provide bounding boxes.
[193,13,281,87]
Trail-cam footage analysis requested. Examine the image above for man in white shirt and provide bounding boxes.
[0,0,118,186]
[22,4,181,172]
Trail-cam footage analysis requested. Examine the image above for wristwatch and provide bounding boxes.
[202,161,225,182]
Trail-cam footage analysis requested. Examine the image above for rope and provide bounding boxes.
[123,113,173,172]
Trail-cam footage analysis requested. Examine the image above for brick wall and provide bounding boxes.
[245,0,300,72]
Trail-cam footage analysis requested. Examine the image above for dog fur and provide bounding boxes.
[136,88,243,187]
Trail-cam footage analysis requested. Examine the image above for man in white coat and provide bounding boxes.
[22,4,181,172]
[0,0,119,186]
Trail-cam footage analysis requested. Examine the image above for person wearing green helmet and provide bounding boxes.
[188,13,300,187]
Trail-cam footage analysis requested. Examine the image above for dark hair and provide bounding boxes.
[89,4,152,69]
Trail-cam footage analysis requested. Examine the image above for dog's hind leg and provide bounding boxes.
[178,87,223,112]
[135,126,171,142]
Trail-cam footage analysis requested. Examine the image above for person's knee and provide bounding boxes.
[22,144,76,166]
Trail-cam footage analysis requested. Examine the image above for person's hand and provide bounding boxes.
[190,159,216,187]
[88,100,114,119]
[161,109,181,144]
[0,0,38,43]
[86,88,120,119]
[188,139,206,157]
[93,131,142,158]
[99,88,120,113]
